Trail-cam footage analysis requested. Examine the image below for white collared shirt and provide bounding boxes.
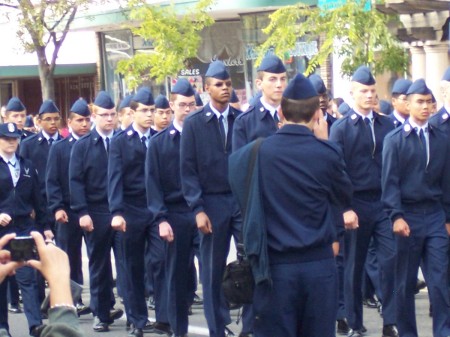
[132,123,151,147]
[210,104,230,136]
[260,97,280,120]
[173,119,183,133]
[96,128,114,150]
[392,110,406,125]
[1,154,20,186]
[409,119,429,165]
[42,130,58,144]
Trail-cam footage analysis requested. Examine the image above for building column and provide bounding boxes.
[409,43,426,81]
[423,41,449,102]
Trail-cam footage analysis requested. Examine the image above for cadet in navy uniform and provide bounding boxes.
[146,79,198,337]
[382,79,450,337]
[108,87,171,337]
[180,61,242,337]
[117,94,134,131]
[3,97,32,141]
[0,122,45,336]
[69,91,123,332]
[389,79,412,128]
[309,74,337,132]
[232,55,287,151]
[45,99,92,315]
[329,66,398,337]
[153,94,172,132]
[230,74,353,337]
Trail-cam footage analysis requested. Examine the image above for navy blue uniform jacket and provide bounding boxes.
[232,100,277,151]
[382,120,450,223]
[69,128,110,216]
[329,110,394,193]
[107,126,149,217]
[180,103,241,214]
[429,106,450,134]
[45,134,78,215]
[146,123,190,225]
[0,156,45,229]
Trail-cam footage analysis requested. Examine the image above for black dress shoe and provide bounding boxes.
[415,280,426,294]
[238,333,253,337]
[363,296,379,308]
[382,324,398,337]
[30,325,46,337]
[192,293,203,306]
[92,317,110,332]
[128,328,143,337]
[142,320,156,333]
[76,303,92,316]
[188,306,193,315]
[126,320,132,331]
[347,329,363,337]
[337,319,350,335]
[8,304,22,314]
[109,308,124,321]
[152,321,172,335]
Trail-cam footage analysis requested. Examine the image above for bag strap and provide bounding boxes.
[237,137,264,259]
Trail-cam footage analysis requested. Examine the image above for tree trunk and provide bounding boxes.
[36,48,55,101]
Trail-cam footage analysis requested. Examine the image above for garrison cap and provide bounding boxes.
[406,79,432,96]
[392,79,412,95]
[0,122,20,138]
[308,74,327,94]
[155,95,170,109]
[194,92,203,107]
[432,93,436,103]
[118,94,133,111]
[352,66,376,85]
[6,97,26,112]
[133,87,155,106]
[39,99,60,115]
[257,55,286,74]
[94,91,115,109]
[338,102,351,116]
[230,90,239,103]
[205,61,230,80]
[283,73,318,100]
[442,67,450,81]
[379,100,392,115]
[249,92,262,106]
[24,115,34,128]
[70,98,90,117]
[172,79,195,97]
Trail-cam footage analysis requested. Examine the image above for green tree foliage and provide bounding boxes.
[258,1,409,77]
[0,0,97,100]
[117,0,215,89]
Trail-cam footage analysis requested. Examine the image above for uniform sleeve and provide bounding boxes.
[31,164,47,231]
[107,137,124,217]
[329,149,353,210]
[381,135,403,222]
[440,139,450,222]
[329,121,344,150]
[45,144,64,214]
[180,118,204,214]
[145,138,168,224]
[69,142,88,217]
[41,307,83,337]
[232,116,247,152]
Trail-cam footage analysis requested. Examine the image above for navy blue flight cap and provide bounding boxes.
[392,79,412,95]
[249,92,262,106]
[338,102,351,115]
[39,99,60,115]
[406,79,432,96]
[0,122,21,138]
[172,79,195,97]
[257,55,286,74]
[155,95,170,109]
[6,97,26,112]
[352,66,376,85]
[308,74,327,94]
[379,100,392,115]
[230,90,239,103]
[24,115,34,128]
[442,66,450,81]
[70,98,90,117]
[283,73,318,100]
[194,91,203,106]
[205,61,230,80]
[94,91,115,109]
[133,87,155,106]
[118,94,133,111]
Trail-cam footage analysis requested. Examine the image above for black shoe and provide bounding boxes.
[109,308,124,321]
[76,303,91,316]
[382,324,398,337]
[337,319,350,335]
[142,320,156,333]
[347,329,363,337]
[152,322,172,335]
[128,328,143,337]
[147,296,156,310]
[415,280,426,294]
[429,304,433,317]
[363,296,378,308]
[188,306,193,315]
[225,326,235,337]
[192,293,203,306]
[238,333,253,337]
[126,320,132,331]
[92,317,110,332]
[8,304,22,314]
[30,324,46,337]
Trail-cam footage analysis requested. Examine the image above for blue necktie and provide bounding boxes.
[141,136,147,150]
[48,138,54,146]
[218,115,226,147]
[364,117,375,153]
[105,137,110,154]
[418,128,427,163]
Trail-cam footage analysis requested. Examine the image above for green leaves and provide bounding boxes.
[117,0,215,88]
[258,1,408,78]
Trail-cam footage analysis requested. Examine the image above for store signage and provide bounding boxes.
[245,41,318,61]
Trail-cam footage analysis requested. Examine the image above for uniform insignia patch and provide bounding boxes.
[127,130,133,136]
[351,114,357,120]
[206,112,211,117]
[443,113,448,120]
[404,124,411,132]
[7,123,14,132]
[170,130,176,135]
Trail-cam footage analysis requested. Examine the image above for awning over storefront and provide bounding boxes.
[0,63,97,79]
